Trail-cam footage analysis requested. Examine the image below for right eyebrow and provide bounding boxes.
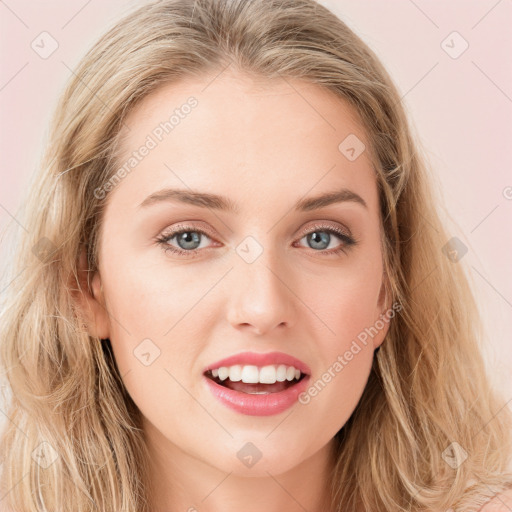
[138,188,240,213]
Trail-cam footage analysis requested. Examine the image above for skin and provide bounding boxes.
[480,489,512,511]
[78,68,391,512]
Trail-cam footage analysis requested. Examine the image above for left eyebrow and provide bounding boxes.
[137,187,367,212]
[294,188,367,211]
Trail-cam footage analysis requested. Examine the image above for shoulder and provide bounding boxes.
[479,489,512,511]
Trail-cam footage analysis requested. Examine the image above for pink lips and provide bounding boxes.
[203,351,311,416]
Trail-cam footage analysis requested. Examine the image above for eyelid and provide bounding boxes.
[159,220,351,244]
[159,221,216,239]
[297,221,352,239]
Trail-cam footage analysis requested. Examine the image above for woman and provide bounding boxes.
[1,0,511,510]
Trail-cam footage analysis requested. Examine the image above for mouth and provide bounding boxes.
[202,352,312,415]
[204,365,308,395]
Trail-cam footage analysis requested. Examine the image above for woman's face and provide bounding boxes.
[84,69,390,478]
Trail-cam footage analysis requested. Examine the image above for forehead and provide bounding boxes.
[119,69,369,150]
[108,69,378,212]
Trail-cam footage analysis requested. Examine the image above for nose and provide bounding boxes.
[226,251,297,336]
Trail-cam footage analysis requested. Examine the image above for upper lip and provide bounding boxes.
[203,351,311,376]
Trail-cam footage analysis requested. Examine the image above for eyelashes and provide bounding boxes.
[155,222,357,259]
[156,226,217,257]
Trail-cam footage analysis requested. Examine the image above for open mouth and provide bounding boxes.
[204,368,307,394]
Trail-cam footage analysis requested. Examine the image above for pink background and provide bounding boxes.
[1,1,511,403]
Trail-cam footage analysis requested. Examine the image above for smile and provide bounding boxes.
[202,351,311,416]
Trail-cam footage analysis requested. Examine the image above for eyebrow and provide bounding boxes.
[138,187,367,212]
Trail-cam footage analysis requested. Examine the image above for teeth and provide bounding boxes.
[211,364,304,384]
[218,367,229,381]
[276,364,287,382]
[259,365,277,384]
[228,365,242,382]
[241,365,259,383]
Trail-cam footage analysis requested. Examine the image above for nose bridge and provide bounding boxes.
[226,235,295,334]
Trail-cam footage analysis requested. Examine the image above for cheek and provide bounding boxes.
[97,261,179,380]
[303,252,384,344]
[103,253,206,336]
[100,252,214,381]
[99,260,224,470]
[295,252,382,413]
[296,271,380,431]
[101,263,205,435]
[299,347,374,437]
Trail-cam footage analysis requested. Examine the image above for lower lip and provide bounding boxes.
[203,375,310,416]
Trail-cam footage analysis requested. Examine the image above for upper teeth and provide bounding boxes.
[211,365,302,384]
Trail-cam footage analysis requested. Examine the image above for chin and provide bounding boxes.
[203,439,312,477]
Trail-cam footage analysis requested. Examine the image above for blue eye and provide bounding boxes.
[294,224,356,255]
[156,223,357,258]
[170,231,203,251]
[156,227,214,257]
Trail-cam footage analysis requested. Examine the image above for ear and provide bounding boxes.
[73,245,110,340]
[373,271,392,350]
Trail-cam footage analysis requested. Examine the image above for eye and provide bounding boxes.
[156,224,217,258]
[155,222,357,258]
[294,223,356,256]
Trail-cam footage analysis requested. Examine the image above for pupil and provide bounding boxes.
[309,231,329,250]
[178,231,200,250]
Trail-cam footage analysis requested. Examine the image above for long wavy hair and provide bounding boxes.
[1,0,511,510]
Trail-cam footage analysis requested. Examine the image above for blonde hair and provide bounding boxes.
[1,0,511,510]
